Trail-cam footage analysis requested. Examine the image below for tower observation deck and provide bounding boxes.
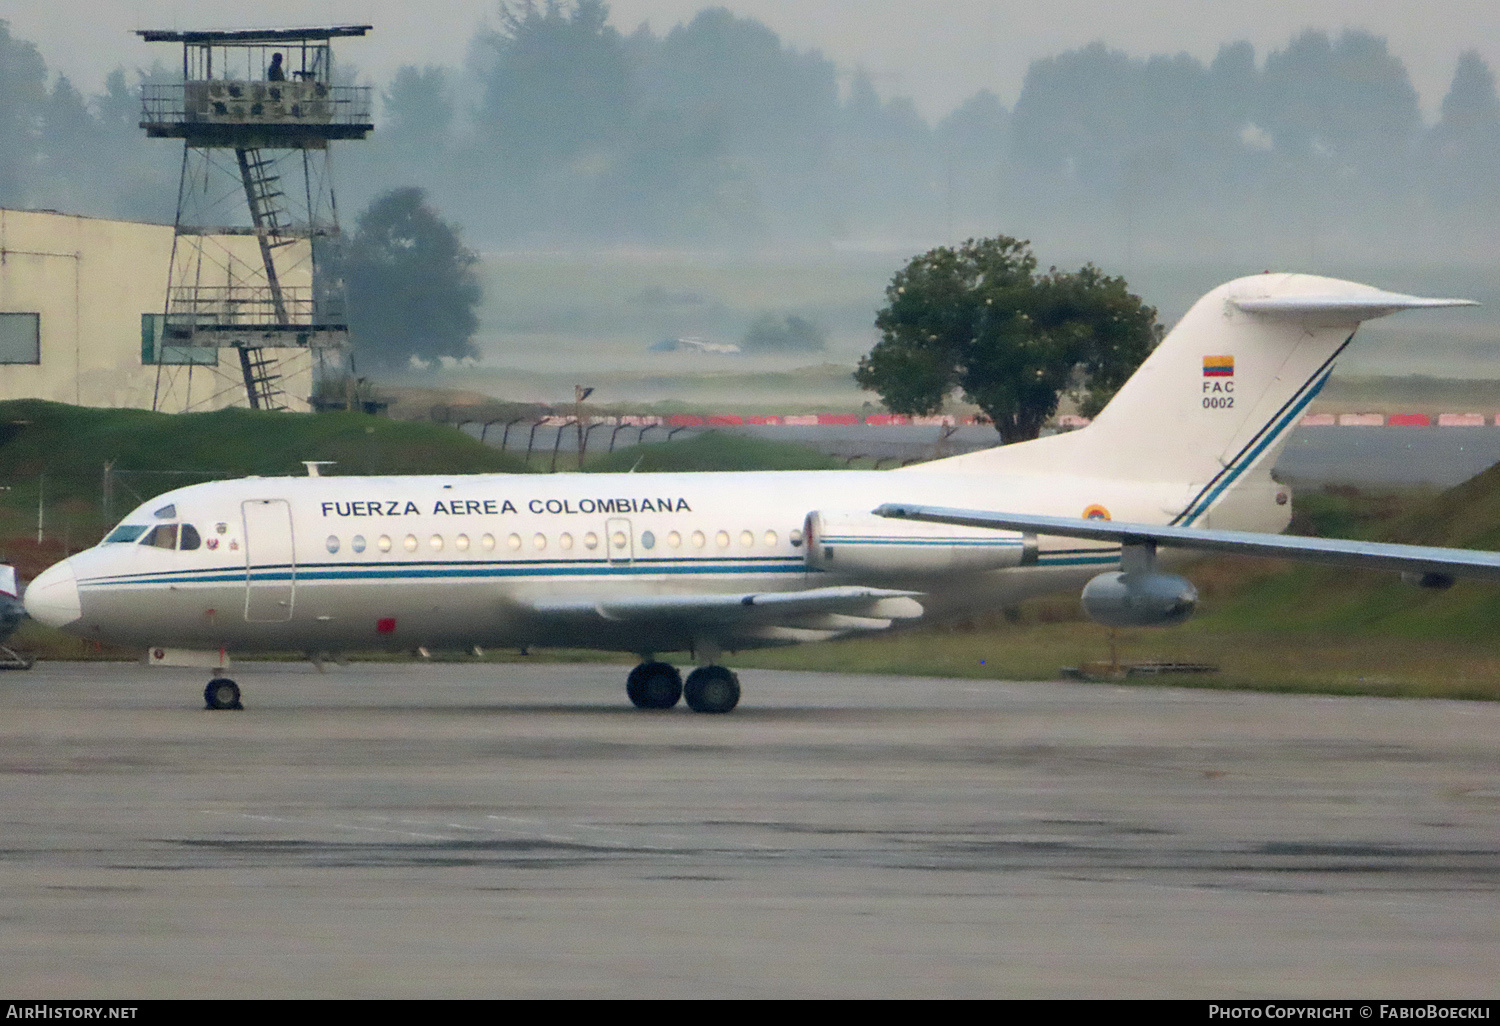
[137,26,372,411]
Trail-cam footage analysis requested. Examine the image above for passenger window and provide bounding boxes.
[716,531,730,549]
[764,531,777,547]
[403,535,418,552]
[641,530,656,550]
[691,531,706,549]
[377,535,392,552]
[430,534,444,551]
[560,533,574,551]
[326,535,340,554]
[739,530,754,548]
[481,534,496,551]
[352,535,367,553]
[455,534,470,552]
[508,534,522,551]
[584,532,599,550]
[790,529,803,548]
[533,533,547,551]
[180,524,202,551]
[667,531,681,548]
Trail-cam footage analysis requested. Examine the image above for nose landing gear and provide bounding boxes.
[204,677,242,710]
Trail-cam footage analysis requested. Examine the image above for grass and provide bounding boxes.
[583,431,843,473]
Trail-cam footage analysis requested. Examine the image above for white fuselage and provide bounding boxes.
[44,466,1217,656]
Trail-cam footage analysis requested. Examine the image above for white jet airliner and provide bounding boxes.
[23,273,1494,713]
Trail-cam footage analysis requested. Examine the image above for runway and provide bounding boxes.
[2,661,1497,998]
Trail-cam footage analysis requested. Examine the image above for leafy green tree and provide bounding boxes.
[855,236,1160,442]
[343,188,482,370]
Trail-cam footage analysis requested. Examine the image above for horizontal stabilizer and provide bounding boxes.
[1230,291,1476,321]
[874,504,1500,583]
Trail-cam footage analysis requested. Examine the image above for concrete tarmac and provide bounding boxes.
[1,661,1497,998]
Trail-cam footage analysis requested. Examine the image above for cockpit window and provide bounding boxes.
[180,524,201,551]
[103,524,148,544]
[140,524,179,549]
[154,504,177,519]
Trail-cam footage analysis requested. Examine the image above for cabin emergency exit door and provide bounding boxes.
[242,499,295,621]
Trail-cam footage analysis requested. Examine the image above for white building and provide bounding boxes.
[0,208,316,412]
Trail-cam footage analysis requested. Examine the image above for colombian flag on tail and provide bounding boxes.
[1203,355,1234,377]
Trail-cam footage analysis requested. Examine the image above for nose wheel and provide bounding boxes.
[204,677,242,711]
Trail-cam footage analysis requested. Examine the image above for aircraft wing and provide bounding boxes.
[529,585,925,644]
[872,504,1500,583]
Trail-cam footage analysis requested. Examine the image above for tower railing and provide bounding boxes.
[141,83,372,137]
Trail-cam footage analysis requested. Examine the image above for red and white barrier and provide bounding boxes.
[1438,413,1486,426]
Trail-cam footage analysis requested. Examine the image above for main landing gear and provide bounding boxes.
[204,677,242,711]
[626,661,740,714]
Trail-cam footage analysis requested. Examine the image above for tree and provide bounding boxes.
[0,19,49,206]
[855,237,1160,442]
[475,0,631,169]
[343,188,482,370]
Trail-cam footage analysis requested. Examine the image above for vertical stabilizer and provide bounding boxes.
[925,273,1474,524]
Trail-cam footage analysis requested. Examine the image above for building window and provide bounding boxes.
[0,313,40,365]
[140,314,215,365]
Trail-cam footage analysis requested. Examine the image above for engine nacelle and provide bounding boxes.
[805,511,1035,577]
[1401,571,1455,590]
[1081,571,1198,628]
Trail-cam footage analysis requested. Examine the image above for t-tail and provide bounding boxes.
[926,273,1475,528]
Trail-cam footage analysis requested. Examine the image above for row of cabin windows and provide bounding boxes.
[105,520,806,557]
[0,314,215,365]
[324,529,805,556]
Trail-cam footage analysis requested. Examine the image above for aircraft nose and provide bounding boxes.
[24,559,81,629]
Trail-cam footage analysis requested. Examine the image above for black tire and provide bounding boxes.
[204,677,242,711]
[626,662,682,709]
[683,665,740,714]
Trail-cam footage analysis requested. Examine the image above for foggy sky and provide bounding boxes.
[4,0,1498,120]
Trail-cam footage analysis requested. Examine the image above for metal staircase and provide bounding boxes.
[237,344,284,411]
[233,147,294,409]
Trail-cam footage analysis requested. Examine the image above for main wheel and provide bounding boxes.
[683,665,740,714]
[204,677,242,711]
[626,662,682,710]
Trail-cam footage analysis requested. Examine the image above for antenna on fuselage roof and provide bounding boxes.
[302,461,336,477]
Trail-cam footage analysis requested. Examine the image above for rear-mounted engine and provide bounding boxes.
[805,511,1036,577]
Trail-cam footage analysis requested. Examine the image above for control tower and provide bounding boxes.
[137,26,372,411]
